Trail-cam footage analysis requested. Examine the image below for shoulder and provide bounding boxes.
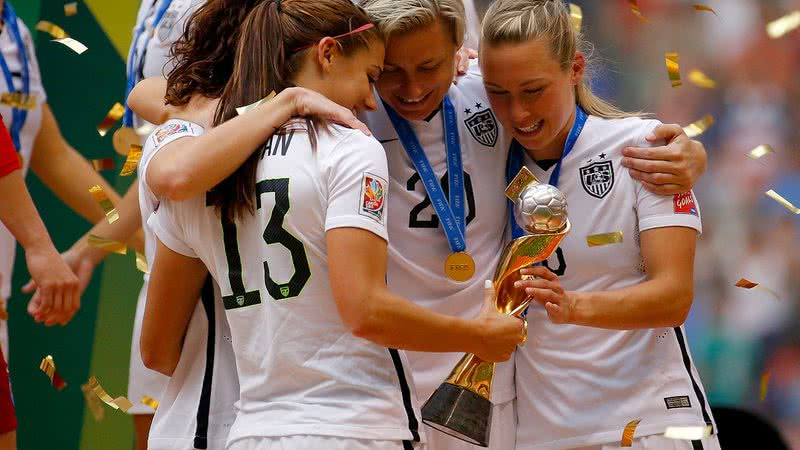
[584,115,662,148]
[325,124,386,156]
[148,119,205,149]
[451,59,488,100]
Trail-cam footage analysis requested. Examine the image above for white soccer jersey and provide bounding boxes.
[151,121,423,446]
[0,16,48,355]
[514,116,715,450]
[360,60,517,405]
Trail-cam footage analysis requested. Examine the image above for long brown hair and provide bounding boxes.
[208,0,382,220]
[165,0,260,106]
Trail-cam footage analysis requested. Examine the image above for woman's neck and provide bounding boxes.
[525,107,576,162]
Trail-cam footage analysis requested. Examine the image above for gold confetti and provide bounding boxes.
[89,185,119,224]
[735,278,759,289]
[0,92,38,110]
[64,2,78,16]
[663,425,713,440]
[91,158,115,172]
[136,251,149,274]
[0,299,7,321]
[760,371,770,402]
[628,0,648,24]
[53,37,88,54]
[87,376,134,412]
[692,5,717,16]
[587,231,624,247]
[665,52,682,88]
[87,235,127,255]
[235,91,276,116]
[120,145,143,176]
[767,11,800,39]
[766,189,800,214]
[141,396,159,410]
[35,20,68,39]
[688,70,716,89]
[81,381,105,421]
[621,419,641,447]
[569,3,583,33]
[96,102,125,137]
[747,145,774,160]
[683,114,714,138]
[39,355,67,391]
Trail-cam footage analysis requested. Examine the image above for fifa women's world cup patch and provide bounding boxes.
[360,173,387,222]
[673,192,698,216]
[155,122,192,144]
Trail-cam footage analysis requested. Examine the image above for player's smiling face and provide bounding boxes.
[481,38,584,158]
[375,19,459,121]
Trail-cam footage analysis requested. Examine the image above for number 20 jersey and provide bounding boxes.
[151,122,423,446]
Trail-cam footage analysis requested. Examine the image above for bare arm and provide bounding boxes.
[141,238,208,376]
[517,226,696,329]
[328,227,524,362]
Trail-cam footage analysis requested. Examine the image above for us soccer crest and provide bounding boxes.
[464,108,498,147]
[580,160,614,199]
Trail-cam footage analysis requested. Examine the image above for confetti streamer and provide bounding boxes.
[766,189,800,214]
[569,3,583,33]
[141,396,160,410]
[39,355,67,391]
[136,251,149,274]
[86,376,134,412]
[87,235,128,255]
[64,2,78,16]
[120,145,143,176]
[692,5,717,16]
[91,158,115,172]
[81,381,105,421]
[683,114,714,138]
[688,70,716,89]
[53,37,88,54]
[735,278,759,289]
[0,92,38,110]
[621,419,641,447]
[628,0,648,24]
[587,231,624,247]
[35,20,68,39]
[767,11,800,39]
[747,145,774,160]
[760,371,770,402]
[89,185,119,224]
[235,91,276,116]
[665,52,682,88]
[96,102,125,137]
[664,425,713,440]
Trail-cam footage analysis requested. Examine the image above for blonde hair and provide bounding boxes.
[359,0,465,47]
[481,0,640,119]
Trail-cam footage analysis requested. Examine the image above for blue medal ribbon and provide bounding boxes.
[507,105,588,239]
[0,2,30,152]
[384,96,467,253]
[123,0,174,127]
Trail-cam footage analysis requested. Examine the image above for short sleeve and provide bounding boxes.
[0,117,20,177]
[321,129,389,241]
[149,198,199,258]
[139,119,204,193]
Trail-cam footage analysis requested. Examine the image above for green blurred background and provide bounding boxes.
[9,1,141,449]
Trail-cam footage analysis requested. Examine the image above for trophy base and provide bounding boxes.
[421,382,492,447]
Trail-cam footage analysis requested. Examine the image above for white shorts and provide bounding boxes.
[127,283,169,415]
[425,399,516,450]
[227,436,426,450]
[572,433,722,450]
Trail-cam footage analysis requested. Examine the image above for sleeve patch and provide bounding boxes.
[359,172,387,222]
[673,192,698,216]
[155,122,194,144]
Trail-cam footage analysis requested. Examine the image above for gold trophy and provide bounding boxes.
[421,167,571,447]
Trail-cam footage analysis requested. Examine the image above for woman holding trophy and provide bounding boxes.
[478,1,719,450]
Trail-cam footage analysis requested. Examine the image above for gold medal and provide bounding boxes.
[112,126,141,156]
[445,252,475,282]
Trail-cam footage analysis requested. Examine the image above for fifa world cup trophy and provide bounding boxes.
[421,167,570,447]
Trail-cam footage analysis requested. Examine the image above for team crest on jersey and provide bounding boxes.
[464,108,498,147]
[360,173,387,222]
[155,122,190,144]
[580,160,615,199]
[673,192,698,216]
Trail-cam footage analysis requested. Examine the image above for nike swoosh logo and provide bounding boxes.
[379,138,399,144]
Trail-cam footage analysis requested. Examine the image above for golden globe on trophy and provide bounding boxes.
[421,167,571,447]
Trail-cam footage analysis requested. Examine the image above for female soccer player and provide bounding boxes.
[144,1,524,449]
[480,1,719,449]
